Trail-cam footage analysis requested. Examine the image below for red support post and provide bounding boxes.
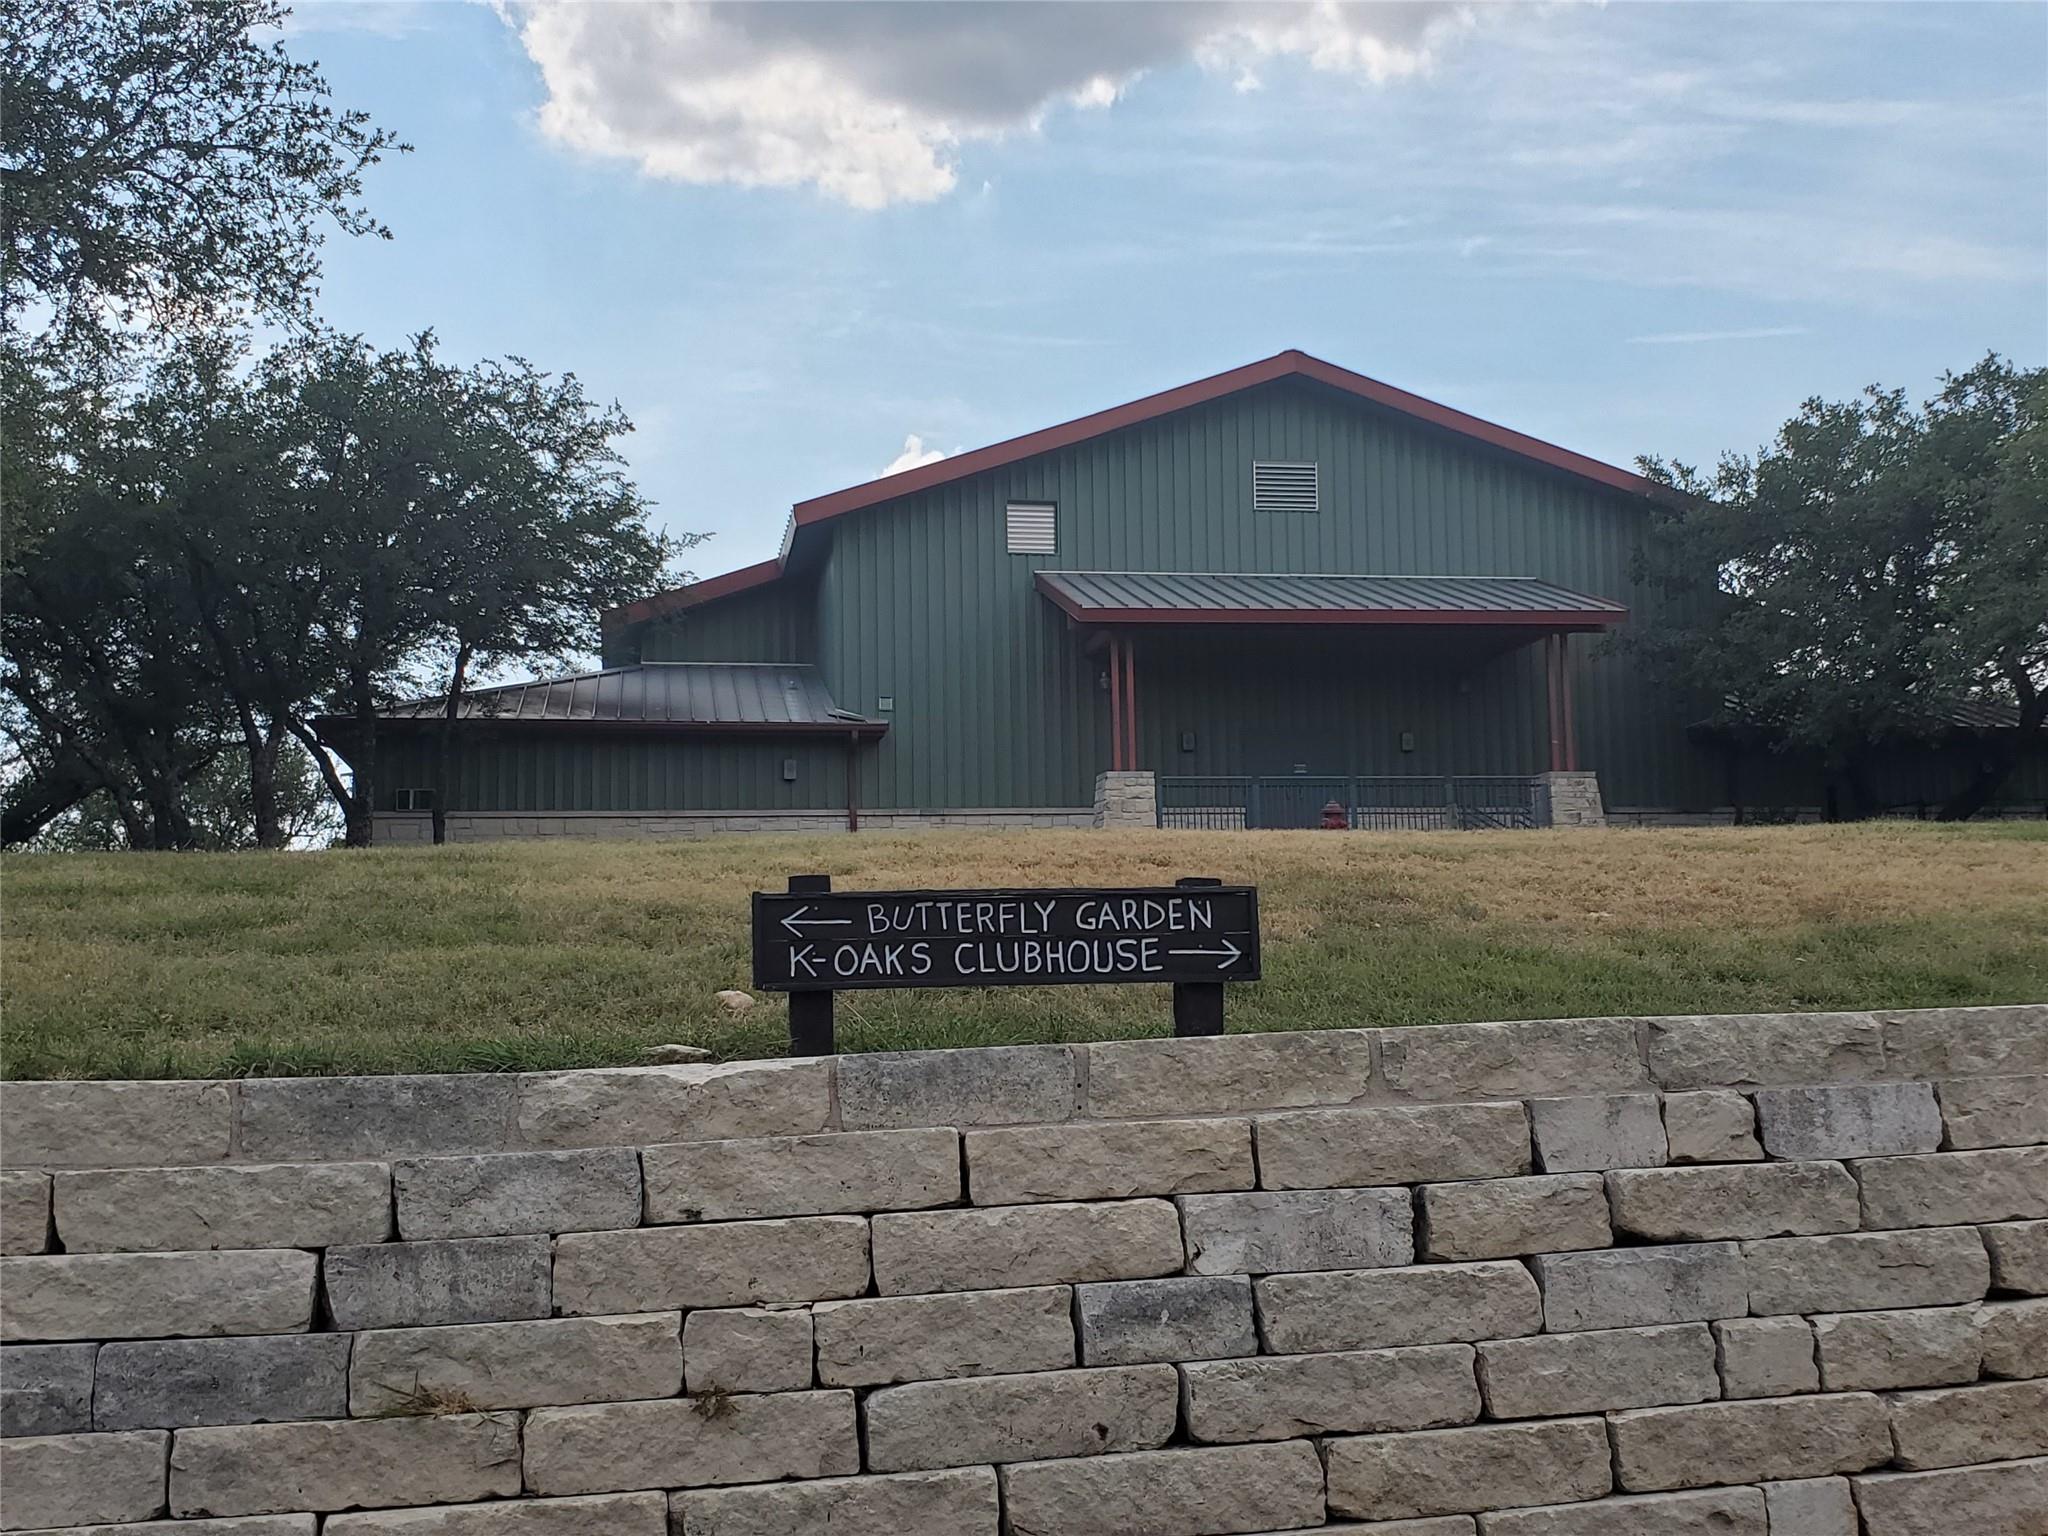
[1107,634,1125,772]
[1123,637,1139,772]
[1561,634,1578,772]
[1545,632,1565,773]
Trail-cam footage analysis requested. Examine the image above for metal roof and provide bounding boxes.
[1035,571,1629,629]
[372,664,884,735]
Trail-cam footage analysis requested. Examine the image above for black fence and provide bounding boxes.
[1158,775,1544,831]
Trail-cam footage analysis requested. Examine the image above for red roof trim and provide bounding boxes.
[607,349,1663,628]
[317,715,887,741]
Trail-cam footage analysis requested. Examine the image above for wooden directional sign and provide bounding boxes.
[752,882,1261,992]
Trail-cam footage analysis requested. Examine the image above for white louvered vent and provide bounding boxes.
[1253,461,1319,513]
[1006,500,1057,554]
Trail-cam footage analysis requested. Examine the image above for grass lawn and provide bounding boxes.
[3,823,2045,1080]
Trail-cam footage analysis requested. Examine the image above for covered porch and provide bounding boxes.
[1036,571,1626,829]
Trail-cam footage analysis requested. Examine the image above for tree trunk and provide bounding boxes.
[287,714,366,848]
[1937,675,2045,822]
[1,760,99,846]
[432,644,473,847]
[234,699,286,850]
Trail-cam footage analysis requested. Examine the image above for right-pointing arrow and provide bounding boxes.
[1167,938,1242,969]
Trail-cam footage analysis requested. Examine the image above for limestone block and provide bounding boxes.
[1475,1323,1717,1418]
[238,1075,517,1161]
[813,1286,1073,1386]
[1714,1317,1818,1398]
[669,1468,998,1536]
[53,1163,391,1253]
[1856,1147,2048,1229]
[1374,1017,1646,1101]
[1325,1417,1612,1521]
[1882,1004,2048,1079]
[394,1148,640,1239]
[1478,1488,1766,1536]
[552,1216,869,1314]
[0,1080,231,1169]
[967,1119,1251,1205]
[168,1413,521,1517]
[1986,1220,2048,1293]
[998,1441,1325,1536]
[1752,1083,1943,1160]
[0,1344,94,1437]
[0,1250,315,1342]
[94,1334,351,1430]
[1662,1090,1762,1163]
[0,1172,50,1254]
[1257,1261,1542,1354]
[1758,1478,1857,1536]
[1606,1161,1859,1241]
[1941,1076,2048,1150]
[7,1519,315,1536]
[1743,1228,1990,1315]
[324,1494,666,1535]
[863,1365,1177,1472]
[1254,1102,1531,1190]
[517,1059,831,1148]
[1076,1276,1255,1366]
[1528,1094,1667,1172]
[1293,1524,1473,1535]
[1887,1379,2048,1469]
[644,1128,957,1223]
[1853,1457,2048,1536]
[1643,1012,1885,1091]
[1179,1188,1413,1275]
[1811,1306,1981,1391]
[683,1307,811,1394]
[1610,1394,1890,1491]
[1181,1343,1479,1443]
[870,1199,1180,1295]
[522,1392,858,1496]
[1979,1298,2048,1378]
[0,1429,167,1529]
[1419,1174,1610,1261]
[1529,1243,1745,1332]
[1084,1030,1373,1119]
[836,1046,1076,1131]
[350,1313,681,1414]
[324,1235,549,1330]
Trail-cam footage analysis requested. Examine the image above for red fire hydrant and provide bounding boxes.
[1320,799,1348,830]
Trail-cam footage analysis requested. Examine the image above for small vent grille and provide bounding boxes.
[1006,500,1057,554]
[1253,461,1319,513]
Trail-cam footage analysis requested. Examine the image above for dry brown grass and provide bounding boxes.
[4,822,2043,1079]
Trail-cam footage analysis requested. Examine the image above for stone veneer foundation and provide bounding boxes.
[1,1005,2044,1533]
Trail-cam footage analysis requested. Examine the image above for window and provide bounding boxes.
[1253,461,1319,513]
[394,787,435,812]
[1006,500,1057,554]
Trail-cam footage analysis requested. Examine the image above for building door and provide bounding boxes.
[1239,730,1350,829]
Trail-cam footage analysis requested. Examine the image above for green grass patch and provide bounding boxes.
[3,823,2044,1079]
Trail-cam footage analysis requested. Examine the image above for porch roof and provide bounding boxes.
[1035,571,1628,630]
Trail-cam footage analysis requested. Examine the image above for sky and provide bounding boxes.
[290,0,2048,581]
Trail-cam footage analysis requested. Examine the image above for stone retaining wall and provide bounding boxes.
[1,1005,2044,1534]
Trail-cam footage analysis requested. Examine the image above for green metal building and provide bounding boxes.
[365,351,2044,839]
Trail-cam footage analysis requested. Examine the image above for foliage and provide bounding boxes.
[2,824,2043,1079]
[1633,355,2048,820]
[32,737,337,851]
[1,0,404,354]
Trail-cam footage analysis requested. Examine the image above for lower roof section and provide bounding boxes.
[327,663,885,737]
[1036,570,1629,630]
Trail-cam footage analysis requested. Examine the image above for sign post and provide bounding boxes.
[753,873,1261,1056]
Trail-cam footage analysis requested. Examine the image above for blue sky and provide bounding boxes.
[294,1,2048,580]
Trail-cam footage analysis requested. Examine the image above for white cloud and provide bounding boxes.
[1628,326,1810,345]
[499,1,1476,208]
[881,433,951,476]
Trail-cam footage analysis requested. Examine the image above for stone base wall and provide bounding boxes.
[2,1005,2045,1534]
[374,808,1096,842]
[1092,770,1158,829]
[1537,770,1607,828]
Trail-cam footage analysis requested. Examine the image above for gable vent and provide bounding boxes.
[1253,461,1319,513]
[1006,500,1057,554]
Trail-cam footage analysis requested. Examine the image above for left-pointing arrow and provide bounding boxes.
[780,905,855,937]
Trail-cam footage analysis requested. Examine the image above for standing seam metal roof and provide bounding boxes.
[375,663,877,729]
[1035,570,1628,625]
